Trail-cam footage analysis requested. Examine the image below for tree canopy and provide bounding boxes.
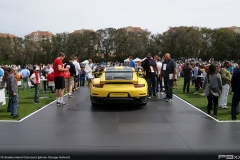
[0,26,240,65]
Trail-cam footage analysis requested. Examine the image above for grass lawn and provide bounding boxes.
[173,77,233,121]
[0,81,56,121]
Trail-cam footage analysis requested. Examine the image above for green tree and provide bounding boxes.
[0,37,12,63]
[210,29,236,61]
[96,28,116,62]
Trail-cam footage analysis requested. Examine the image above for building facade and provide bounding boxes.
[24,30,54,42]
[224,26,240,33]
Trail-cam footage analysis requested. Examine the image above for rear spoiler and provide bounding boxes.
[98,70,145,84]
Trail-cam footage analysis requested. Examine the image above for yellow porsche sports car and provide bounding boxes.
[90,66,148,106]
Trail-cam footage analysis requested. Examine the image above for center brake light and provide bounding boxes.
[93,84,104,88]
[134,84,145,88]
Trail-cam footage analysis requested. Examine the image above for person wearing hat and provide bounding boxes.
[7,67,19,118]
[30,67,41,104]
[142,53,158,98]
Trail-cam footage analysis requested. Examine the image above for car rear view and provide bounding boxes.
[90,66,148,106]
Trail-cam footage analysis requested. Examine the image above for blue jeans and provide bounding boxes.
[22,77,28,90]
[10,93,18,116]
[7,96,12,112]
[183,77,191,92]
[164,77,174,99]
[146,75,157,96]
[80,77,85,86]
[191,76,195,85]
[156,75,160,92]
[34,84,39,102]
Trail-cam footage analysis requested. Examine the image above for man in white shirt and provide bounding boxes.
[155,56,163,94]
[45,64,53,74]
[73,56,80,90]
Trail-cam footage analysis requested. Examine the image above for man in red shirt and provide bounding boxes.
[53,52,69,106]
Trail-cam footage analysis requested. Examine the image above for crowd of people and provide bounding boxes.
[0,52,240,121]
[128,53,240,121]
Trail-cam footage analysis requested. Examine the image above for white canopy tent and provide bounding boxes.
[133,57,141,62]
[81,60,89,64]
[141,57,146,62]
[124,58,130,62]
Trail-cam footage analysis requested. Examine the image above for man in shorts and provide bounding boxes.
[64,58,76,98]
[53,52,69,106]
[73,56,80,91]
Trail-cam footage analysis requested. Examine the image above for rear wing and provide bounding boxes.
[95,70,144,84]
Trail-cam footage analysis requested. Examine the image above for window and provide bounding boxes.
[105,71,133,80]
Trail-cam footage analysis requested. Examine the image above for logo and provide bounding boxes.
[218,155,240,159]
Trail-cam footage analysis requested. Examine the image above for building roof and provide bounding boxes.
[224,26,238,30]
[24,30,54,37]
[223,26,240,33]
[70,29,95,34]
[163,26,198,34]
[0,33,17,38]
[120,26,146,33]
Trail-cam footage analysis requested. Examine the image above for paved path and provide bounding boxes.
[0,87,240,160]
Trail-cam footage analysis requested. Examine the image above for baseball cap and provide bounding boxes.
[35,67,40,71]
[146,53,152,57]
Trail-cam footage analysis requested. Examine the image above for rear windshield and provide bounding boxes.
[105,71,133,80]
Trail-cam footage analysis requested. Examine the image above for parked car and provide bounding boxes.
[90,66,148,106]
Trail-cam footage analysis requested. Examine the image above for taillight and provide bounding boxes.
[134,84,145,88]
[93,84,104,88]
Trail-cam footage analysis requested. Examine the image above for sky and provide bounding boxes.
[0,0,239,38]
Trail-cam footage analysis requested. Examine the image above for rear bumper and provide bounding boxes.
[90,96,148,105]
